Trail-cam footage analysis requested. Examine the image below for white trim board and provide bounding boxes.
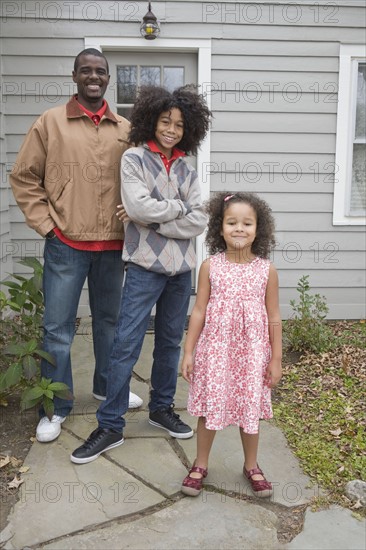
[333,44,366,226]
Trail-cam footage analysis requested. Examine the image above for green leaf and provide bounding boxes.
[0,373,6,391]
[25,339,38,353]
[21,396,42,411]
[44,389,54,399]
[22,355,38,380]
[34,350,56,366]
[2,343,25,356]
[33,272,43,293]
[10,274,27,283]
[40,377,52,389]
[54,389,74,401]
[1,281,21,289]
[22,385,45,401]
[7,301,21,312]
[47,382,70,392]
[15,293,27,308]
[42,396,54,420]
[19,257,43,273]
[2,363,22,388]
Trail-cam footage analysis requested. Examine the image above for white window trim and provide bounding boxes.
[333,44,366,226]
[85,37,211,271]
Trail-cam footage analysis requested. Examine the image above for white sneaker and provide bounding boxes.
[36,415,66,443]
[128,391,143,409]
[92,392,106,401]
[93,391,143,409]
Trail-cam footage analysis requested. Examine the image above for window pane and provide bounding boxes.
[140,66,160,86]
[349,143,366,215]
[355,62,366,139]
[117,106,133,121]
[163,67,184,92]
[117,66,137,103]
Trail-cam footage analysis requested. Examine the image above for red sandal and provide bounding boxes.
[244,465,273,498]
[181,465,208,497]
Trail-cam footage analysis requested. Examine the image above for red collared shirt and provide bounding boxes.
[147,140,185,175]
[54,97,123,251]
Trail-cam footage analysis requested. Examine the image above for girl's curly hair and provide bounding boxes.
[205,192,276,259]
[128,85,211,155]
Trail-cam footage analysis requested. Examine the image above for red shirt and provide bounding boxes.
[53,98,123,252]
[147,140,185,175]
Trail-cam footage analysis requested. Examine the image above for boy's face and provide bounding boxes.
[154,108,184,158]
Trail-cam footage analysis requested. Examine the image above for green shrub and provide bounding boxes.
[283,275,335,354]
[0,258,72,416]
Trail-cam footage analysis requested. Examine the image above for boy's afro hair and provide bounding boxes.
[129,85,211,155]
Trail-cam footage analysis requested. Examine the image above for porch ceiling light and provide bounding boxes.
[140,2,160,40]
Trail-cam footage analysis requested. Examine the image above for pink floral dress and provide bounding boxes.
[188,252,273,433]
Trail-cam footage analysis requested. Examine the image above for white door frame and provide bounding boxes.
[85,37,212,280]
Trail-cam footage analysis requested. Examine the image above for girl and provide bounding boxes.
[71,85,212,464]
[180,192,282,497]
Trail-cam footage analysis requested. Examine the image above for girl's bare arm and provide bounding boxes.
[181,259,211,382]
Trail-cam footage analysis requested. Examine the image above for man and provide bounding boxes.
[10,48,142,443]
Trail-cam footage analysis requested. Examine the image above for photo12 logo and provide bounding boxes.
[202,2,339,24]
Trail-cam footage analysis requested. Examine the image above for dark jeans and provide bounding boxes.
[41,236,124,417]
[97,264,191,432]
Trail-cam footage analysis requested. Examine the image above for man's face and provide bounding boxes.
[72,54,110,106]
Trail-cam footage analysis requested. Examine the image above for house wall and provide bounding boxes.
[1,0,365,318]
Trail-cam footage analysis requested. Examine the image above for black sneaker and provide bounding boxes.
[70,427,124,464]
[149,405,193,439]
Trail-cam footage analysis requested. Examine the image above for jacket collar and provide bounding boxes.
[66,94,119,123]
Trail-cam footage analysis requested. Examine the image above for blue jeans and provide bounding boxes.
[97,263,191,432]
[41,236,124,417]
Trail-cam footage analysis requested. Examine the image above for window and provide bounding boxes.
[333,45,366,225]
[116,64,184,119]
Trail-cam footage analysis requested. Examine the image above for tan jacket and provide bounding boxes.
[10,95,130,239]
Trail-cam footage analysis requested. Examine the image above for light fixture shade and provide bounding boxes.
[140,2,160,40]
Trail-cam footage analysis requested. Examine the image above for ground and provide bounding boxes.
[0,397,36,532]
[1,320,364,538]
[0,389,307,545]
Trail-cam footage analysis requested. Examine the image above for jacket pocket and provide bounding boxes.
[52,178,72,204]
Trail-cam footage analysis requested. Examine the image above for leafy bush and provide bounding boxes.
[0,258,72,416]
[283,275,335,354]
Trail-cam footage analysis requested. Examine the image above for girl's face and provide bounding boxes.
[221,202,257,257]
[154,108,184,158]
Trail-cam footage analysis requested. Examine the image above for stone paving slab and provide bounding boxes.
[178,422,317,507]
[287,506,366,550]
[42,492,284,550]
[107,438,188,496]
[0,432,164,549]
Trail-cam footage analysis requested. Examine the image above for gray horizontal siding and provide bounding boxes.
[212,40,341,56]
[212,92,338,113]
[210,172,335,192]
[211,69,339,90]
[213,55,339,72]
[2,1,365,319]
[211,152,335,171]
[212,112,337,133]
[211,133,335,153]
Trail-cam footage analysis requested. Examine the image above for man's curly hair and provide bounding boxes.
[128,85,211,155]
[205,192,276,259]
